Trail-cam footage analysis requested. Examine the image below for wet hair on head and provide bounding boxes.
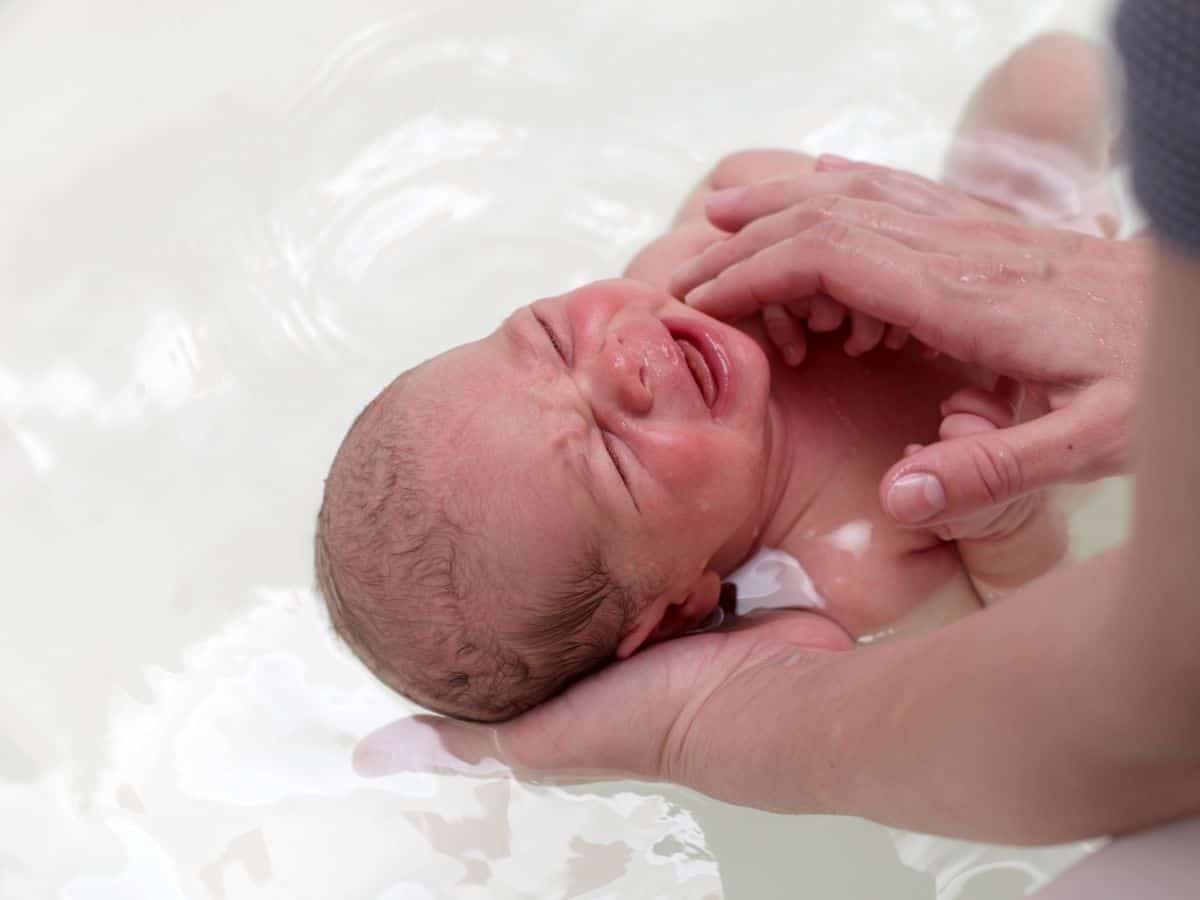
[314,371,634,722]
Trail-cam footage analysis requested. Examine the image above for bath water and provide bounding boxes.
[0,0,1127,896]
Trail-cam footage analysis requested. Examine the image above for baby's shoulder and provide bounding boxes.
[773,530,974,640]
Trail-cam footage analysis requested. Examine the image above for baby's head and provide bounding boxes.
[316,279,773,720]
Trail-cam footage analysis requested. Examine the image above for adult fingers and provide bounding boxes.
[815,153,1014,220]
[353,714,512,779]
[670,199,848,303]
[351,675,668,785]
[673,194,1052,318]
[680,214,954,337]
[705,162,985,233]
[671,196,954,302]
[349,611,844,790]
[351,711,645,787]
[880,380,1132,526]
[705,171,932,232]
[680,210,1049,369]
[813,153,861,172]
[816,154,948,188]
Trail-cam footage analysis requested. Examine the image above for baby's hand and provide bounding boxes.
[681,152,998,367]
[906,379,1068,603]
[759,296,922,366]
[906,381,1040,543]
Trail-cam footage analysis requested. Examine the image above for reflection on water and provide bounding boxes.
[0,0,1120,896]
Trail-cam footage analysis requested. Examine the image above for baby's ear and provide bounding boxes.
[615,570,723,659]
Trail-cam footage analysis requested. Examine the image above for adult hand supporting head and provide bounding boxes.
[353,608,852,812]
[350,552,1183,843]
[669,160,1151,527]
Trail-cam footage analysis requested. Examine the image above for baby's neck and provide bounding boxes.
[762,370,861,550]
[711,336,868,575]
[708,329,978,635]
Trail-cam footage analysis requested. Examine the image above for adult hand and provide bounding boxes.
[699,154,1018,361]
[669,159,1151,528]
[352,609,850,812]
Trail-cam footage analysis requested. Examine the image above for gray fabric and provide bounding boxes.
[1115,0,1200,251]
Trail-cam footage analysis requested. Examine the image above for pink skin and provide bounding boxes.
[346,267,1079,817]
[672,34,1129,532]
[673,180,1145,532]
[417,277,853,655]
[399,68,1111,672]
[417,274,998,654]
[350,36,1116,824]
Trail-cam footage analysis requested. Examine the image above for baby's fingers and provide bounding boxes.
[940,384,1022,427]
[940,412,1000,441]
[938,384,1024,442]
[884,325,910,350]
[762,304,807,366]
[807,294,846,333]
[844,312,886,357]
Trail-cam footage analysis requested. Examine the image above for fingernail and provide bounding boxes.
[706,187,744,218]
[887,473,946,523]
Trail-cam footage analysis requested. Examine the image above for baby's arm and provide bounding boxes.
[917,383,1069,604]
[956,493,1068,605]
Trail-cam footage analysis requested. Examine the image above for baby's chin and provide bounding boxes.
[713,319,773,431]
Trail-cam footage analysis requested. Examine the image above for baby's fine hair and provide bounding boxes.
[314,372,633,722]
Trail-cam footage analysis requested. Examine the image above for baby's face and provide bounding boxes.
[417,278,773,618]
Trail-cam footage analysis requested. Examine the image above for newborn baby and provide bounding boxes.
[315,268,1062,720]
[316,34,1113,721]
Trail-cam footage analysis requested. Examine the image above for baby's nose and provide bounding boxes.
[589,337,653,416]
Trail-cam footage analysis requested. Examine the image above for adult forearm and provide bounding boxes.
[683,547,1200,843]
[437,255,1200,845]
[838,3,1200,842]
[683,244,1200,840]
[1119,246,1200,726]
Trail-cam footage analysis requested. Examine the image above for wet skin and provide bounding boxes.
[414,277,985,653]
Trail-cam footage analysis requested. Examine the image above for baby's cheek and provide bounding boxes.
[649,430,762,512]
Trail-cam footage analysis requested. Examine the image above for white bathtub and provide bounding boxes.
[0,0,1133,896]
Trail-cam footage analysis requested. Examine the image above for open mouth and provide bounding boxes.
[675,338,717,408]
[662,317,732,415]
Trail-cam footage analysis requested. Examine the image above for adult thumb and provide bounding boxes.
[879,401,1115,527]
